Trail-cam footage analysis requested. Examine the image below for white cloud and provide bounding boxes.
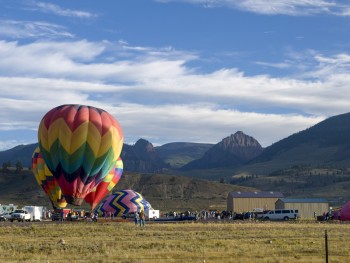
[338,7,350,16]
[0,103,323,150]
[227,0,335,16]
[0,40,195,82]
[254,61,291,69]
[0,140,32,151]
[109,103,325,147]
[156,0,350,16]
[297,52,350,79]
[28,1,96,18]
[0,20,74,39]
[0,39,349,150]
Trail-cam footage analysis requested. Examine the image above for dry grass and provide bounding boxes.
[0,220,349,262]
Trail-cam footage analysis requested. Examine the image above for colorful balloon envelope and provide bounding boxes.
[38,104,124,205]
[84,157,123,210]
[32,147,67,209]
[95,189,152,217]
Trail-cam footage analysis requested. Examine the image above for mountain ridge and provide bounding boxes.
[2,112,350,177]
[181,131,263,170]
[2,111,350,207]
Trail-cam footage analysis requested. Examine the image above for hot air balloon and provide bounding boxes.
[95,189,152,217]
[84,157,123,210]
[32,147,67,209]
[38,104,123,205]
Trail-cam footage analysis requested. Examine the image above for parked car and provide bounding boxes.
[0,212,13,221]
[252,208,269,219]
[233,213,244,220]
[233,212,253,220]
[263,209,299,221]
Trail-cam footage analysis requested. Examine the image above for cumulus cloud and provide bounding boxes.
[0,40,194,82]
[0,38,349,151]
[0,100,324,150]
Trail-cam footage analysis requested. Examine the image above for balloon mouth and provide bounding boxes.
[65,196,84,206]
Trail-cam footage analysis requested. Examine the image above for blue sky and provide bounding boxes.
[1,0,350,150]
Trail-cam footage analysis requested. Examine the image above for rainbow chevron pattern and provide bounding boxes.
[96,189,152,217]
[84,157,123,210]
[32,147,67,208]
[38,104,123,205]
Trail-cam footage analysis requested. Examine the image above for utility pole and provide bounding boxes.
[325,230,329,263]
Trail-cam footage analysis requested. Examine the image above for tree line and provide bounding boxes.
[1,161,24,172]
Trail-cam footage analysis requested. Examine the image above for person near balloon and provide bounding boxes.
[139,209,145,227]
[92,213,98,222]
[135,211,139,226]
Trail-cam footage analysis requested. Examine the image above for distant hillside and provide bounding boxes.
[240,112,350,174]
[156,142,213,168]
[182,131,263,170]
[0,143,37,168]
[0,171,255,211]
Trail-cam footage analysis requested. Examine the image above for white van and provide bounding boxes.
[263,209,299,221]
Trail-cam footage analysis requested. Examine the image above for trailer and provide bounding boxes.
[0,204,17,214]
[145,209,159,220]
[23,206,43,221]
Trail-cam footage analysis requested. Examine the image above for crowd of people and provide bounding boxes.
[163,209,259,221]
[46,208,347,223]
[321,210,341,221]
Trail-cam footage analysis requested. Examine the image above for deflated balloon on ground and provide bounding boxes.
[95,189,152,217]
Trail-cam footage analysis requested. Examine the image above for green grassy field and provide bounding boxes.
[0,220,349,262]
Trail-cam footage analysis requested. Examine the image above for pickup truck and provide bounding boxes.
[10,209,31,222]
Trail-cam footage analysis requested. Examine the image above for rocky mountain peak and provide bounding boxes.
[220,131,262,150]
[134,138,155,155]
[182,131,264,170]
[121,138,167,173]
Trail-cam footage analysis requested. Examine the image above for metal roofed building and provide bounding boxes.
[227,191,284,213]
[275,198,329,219]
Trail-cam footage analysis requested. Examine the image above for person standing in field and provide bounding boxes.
[135,210,139,226]
[139,209,145,227]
